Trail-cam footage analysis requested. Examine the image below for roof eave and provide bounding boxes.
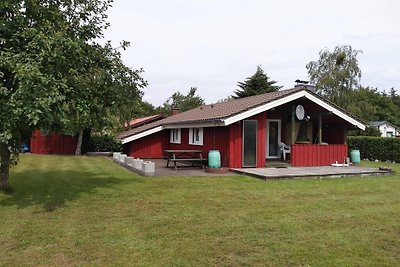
[121,126,163,144]
[163,119,225,129]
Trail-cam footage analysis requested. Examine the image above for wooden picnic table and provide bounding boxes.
[165,149,207,170]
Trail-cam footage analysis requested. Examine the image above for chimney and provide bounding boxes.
[294,79,315,92]
[171,107,180,116]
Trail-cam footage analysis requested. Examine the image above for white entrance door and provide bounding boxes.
[266,120,281,159]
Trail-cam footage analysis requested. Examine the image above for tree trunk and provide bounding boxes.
[0,142,11,192]
[75,129,83,155]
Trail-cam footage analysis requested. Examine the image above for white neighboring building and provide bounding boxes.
[369,121,399,137]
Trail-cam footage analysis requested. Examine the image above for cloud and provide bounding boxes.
[104,0,400,105]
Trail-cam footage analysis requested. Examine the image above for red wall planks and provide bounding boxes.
[229,122,243,168]
[169,127,231,167]
[291,144,348,167]
[254,113,266,167]
[125,130,169,159]
[30,130,78,154]
[228,112,267,168]
[126,127,231,165]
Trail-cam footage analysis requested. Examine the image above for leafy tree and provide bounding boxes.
[306,45,362,108]
[0,0,146,191]
[158,87,205,115]
[344,87,378,122]
[389,87,400,108]
[345,86,400,135]
[233,66,282,99]
[138,101,158,117]
[110,100,158,133]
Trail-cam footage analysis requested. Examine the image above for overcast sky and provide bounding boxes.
[103,0,400,106]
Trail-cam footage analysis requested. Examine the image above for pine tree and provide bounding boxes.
[233,66,282,99]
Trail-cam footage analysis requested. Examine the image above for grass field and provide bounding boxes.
[1,155,399,266]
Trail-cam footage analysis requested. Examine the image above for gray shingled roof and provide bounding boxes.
[160,87,302,124]
[117,87,303,140]
[369,121,398,128]
[118,119,164,139]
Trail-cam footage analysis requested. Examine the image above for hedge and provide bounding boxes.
[347,136,400,162]
[89,134,122,152]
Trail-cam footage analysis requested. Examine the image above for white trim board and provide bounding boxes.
[223,91,306,126]
[303,92,365,130]
[223,90,366,130]
[163,121,224,129]
[121,126,163,144]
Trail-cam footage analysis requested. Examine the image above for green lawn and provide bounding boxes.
[1,155,399,266]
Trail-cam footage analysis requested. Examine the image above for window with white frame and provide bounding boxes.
[189,128,203,145]
[170,128,181,144]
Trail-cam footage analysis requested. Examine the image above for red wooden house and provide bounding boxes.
[118,87,366,168]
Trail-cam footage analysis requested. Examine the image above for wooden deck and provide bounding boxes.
[109,158,392,179]
[231,166,392,179]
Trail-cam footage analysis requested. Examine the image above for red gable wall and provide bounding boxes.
[169,126,231,167]
[124,131,169,159]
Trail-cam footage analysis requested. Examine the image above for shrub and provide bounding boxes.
[348,136,400,162]
[89,134,122,152]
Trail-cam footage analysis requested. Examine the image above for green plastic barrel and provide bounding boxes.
[208,150,221,168]
[350,150,360,164]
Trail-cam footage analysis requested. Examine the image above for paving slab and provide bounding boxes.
[231,166,392,179]
[109,158,237,177]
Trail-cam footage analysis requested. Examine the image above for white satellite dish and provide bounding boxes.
[295,105,305,120]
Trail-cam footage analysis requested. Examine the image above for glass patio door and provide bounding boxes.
[243,120,257,167]
[267,120,281,158]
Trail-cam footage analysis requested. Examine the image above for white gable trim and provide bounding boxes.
[223,90,366,130]
[223,91,306,126]
[121,126,163,144]
[303,92,365,130]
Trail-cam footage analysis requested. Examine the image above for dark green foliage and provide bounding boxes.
[348,136,400,162]
[0,0,145,190]
[348,127,381,137]
[89,134,122,152]
[345,87,400,128]
[233,66,282,99]
[138,101,158,116]
[158,87,205,116]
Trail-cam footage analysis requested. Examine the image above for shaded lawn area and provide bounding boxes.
[1,155,399,266]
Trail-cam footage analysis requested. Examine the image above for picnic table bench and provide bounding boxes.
[165,149,207,170]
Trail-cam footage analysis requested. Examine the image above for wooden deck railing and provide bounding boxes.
[291,144,348,167]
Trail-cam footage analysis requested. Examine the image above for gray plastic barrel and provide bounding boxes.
[350,150,360,164]
[208,150,221,168]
